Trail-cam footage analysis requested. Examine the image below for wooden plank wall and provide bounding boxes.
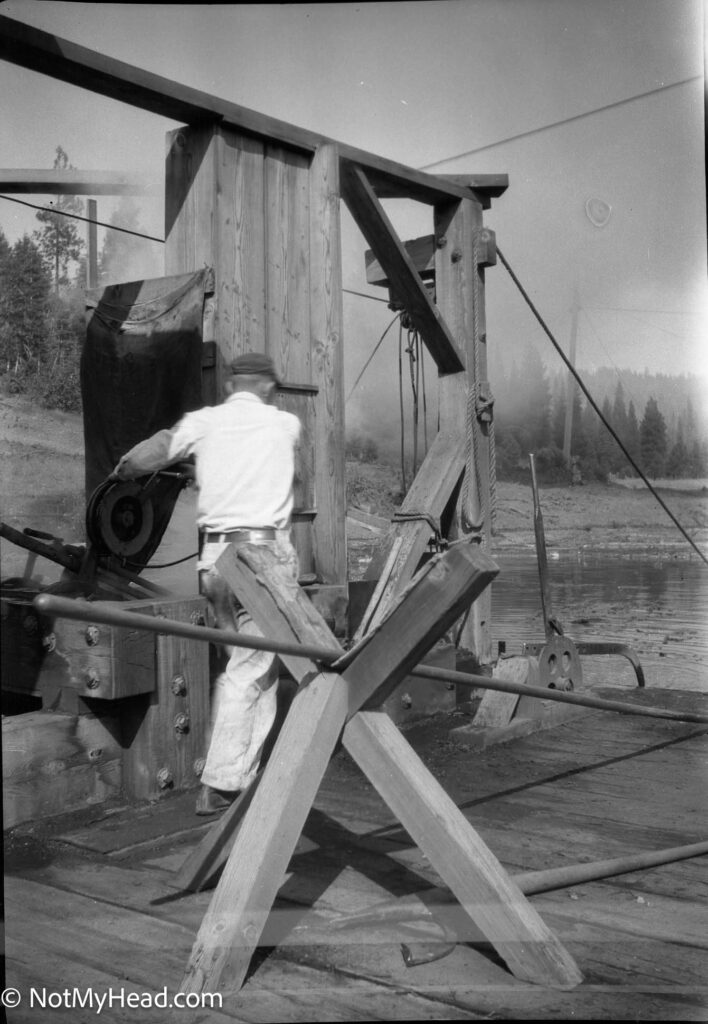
[165,125,345,585]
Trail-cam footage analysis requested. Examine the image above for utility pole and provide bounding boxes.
[562,293,579,466]
[86,198,98,288]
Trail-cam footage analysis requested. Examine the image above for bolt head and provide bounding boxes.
[85,625,100,646]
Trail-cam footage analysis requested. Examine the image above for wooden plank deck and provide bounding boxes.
[4,687,708,1021]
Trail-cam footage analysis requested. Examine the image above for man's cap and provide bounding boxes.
[229,352,279,383]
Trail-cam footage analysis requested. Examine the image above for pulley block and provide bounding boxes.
[524,634,583,691]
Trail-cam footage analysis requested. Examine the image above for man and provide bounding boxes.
[113,352,301,815]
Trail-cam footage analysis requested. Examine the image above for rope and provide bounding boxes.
[343,288,390,304]
[497,246,708,568]
[125,552,198,570]
[489,408,497,531]
[461,233,484,532]
[346,312,400,403]
[420,340,429,455]
[407,329,420,477]
[398,322,407,493]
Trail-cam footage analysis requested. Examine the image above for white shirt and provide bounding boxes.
[166,392,300,532]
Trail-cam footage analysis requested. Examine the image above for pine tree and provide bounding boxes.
[0,227,11,370]
[625,400,641,474]
[4,235,51,371]
[33,146,85,291]
[595,395,615,475]
[611,381,628,439]
[508,343,551,454]
[610,381,629,473]
[639,396,668,478]
[667,421,690,478]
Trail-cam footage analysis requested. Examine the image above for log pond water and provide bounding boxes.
[492,549,708,692]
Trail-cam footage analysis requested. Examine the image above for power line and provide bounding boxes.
[0,194,164,243]
[419,75,702,169]
[583,305,706,316]
[0,199,403,308]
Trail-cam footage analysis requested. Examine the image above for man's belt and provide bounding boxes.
[203,528,276,543]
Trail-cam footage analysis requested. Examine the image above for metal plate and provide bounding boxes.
[537,634,583,691]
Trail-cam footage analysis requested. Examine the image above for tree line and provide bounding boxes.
[494,343,707,483]
[0,147,157,411]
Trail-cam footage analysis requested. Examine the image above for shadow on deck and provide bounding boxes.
[4,687,708,1022]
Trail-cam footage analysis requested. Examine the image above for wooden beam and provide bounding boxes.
[356,431,466,637]
[438,173,509,205]
[365,234,436,287]
[180,542,498,994]
[180,542,580,994]
[341,163,465,374]
[342,709,583,989]
[308,144,347,585]
[0,15,503,209]
[435,196,493,661]
[0,169,154,195]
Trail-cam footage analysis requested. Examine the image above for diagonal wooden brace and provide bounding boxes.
[180,542,581,995]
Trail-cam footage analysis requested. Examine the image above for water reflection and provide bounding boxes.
[491,550,708,691]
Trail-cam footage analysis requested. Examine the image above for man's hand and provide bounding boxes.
[111,455,137,481]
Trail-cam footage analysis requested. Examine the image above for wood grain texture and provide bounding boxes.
[343,710,582,989]
[180,669,351,995]
[180,543,507,994]
[473,656,538,728]
[357,431,466,637]
[434,196,493,661]
[309,144,346,585]
[218,128,267,361]
[121,597,210,802]
[365,233,436,286]
[340,162,465,374]
[2,711,122,829]
[265,146,311,383]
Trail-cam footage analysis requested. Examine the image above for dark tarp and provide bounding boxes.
[82,269,212,499]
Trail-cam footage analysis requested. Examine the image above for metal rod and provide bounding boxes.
[410,664,708,724]
[515,839,708,896]
[330,839,708,931]
[529,452,553,638]
[33,594,708,725]
[33,594,343,664]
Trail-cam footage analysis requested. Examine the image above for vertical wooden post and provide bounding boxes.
[86,198,98,289]
[434,197,493,664]
[165,124,268,400]
[563,294,580,466]
[309,144,346,585]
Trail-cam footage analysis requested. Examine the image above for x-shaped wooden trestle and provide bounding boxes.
[179,542,582,996]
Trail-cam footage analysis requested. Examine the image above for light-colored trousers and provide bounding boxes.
[197,531,299,792]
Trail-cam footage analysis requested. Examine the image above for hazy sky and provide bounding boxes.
[0,1,705,435]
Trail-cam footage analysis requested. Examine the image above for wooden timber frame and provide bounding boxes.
[0,17,585,997]
[177,542,583,994]
[0,13,506,654]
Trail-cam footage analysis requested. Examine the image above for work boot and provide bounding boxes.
[195,784,239,816]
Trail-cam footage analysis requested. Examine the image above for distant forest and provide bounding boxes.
[1,149,705,486]
[0,149,157,413]
[492,347,707,483]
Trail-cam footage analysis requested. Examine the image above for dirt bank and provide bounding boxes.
[2,396,707,583]
[347,457,708,557]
